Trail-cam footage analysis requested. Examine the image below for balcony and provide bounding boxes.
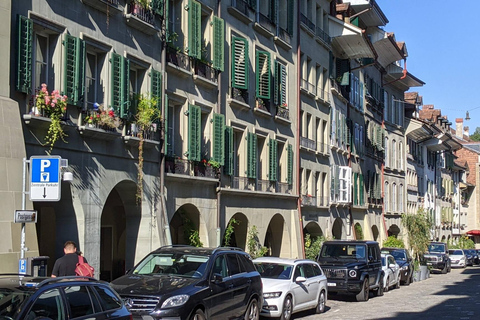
[193,60,218,88]
[315,26,331,46]
[300,79,316,97]
[257,179,275,193]
[300,13,315,35]
[122,124,160,148]
[276,182,292,194]
[125,4,159,35]
[166,47,192,77]
[301,195,317,207]
[300,136,317,151]
[78,123,122,141]
[254,12,275,37]
[228,0,254,24]
[274,27,292,49]
[81,0,122,14]
[228,88,250,110]
[164,158,217,179]
[275,105,290,123]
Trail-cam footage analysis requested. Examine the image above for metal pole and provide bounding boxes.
[20,158,27,259]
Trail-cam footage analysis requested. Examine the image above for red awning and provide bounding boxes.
[466,230,480,236]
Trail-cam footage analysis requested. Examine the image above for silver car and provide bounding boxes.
[449,249,467,268]
[254,257,327,320]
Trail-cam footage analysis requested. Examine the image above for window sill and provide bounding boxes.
[228,98,250,111]
[193,75,218,89]
[253,106,271,118]
[78,125,121,140]
[227,5,254,25]
[122,135,160,148]
[253,22,274,38]
[81,0,122,14]
[274,114,291,125]
[274,36,292,50]
[167,62,193,78]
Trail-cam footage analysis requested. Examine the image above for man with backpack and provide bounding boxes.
[51,241,93,277]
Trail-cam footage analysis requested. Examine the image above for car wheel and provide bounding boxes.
[395,276,400,289]
[315,291,326,314]
[191,309,206,320]
[384,276,389,292]
[404,272,411,286]
[280,296,292,320]
[375,274,384,297]
[356,278,369,302]
[447,263,451,273]
[244,298,259,320]
[441,264,447,274]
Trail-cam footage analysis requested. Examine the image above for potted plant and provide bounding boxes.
[84,103,121,130]
[34,83,68,153]
[134,93,160,203]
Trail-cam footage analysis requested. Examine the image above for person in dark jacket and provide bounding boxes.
[51,241,86,277]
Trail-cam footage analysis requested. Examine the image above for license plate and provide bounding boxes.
[327,282,336,287]
[426,262,432,265]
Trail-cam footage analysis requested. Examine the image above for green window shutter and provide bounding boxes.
[64,34,85,107]
[232,37,249,89]
[353,172,358,205]
[334,166,340,197]
[187,0,201,59]
[256,50,271,99]
[150,68,162,112]
[213,16,225,71]
[188,104,201,161]
[110,52,129,118]
[274,61,286,105]
[359,174,364,205]
[287,0,294,35]
[151,0,164,16]
[224,126,234,176]
[16,15,32,93]
[247,132,257,179]
[287,144,293,185]
[212,113,225,165]
[269,139,277,182]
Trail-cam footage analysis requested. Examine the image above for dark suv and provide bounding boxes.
[424,242,451,273]
[317,240,384,301]
[381,247,414,285]
[0,275,132,319]
[110,246,263,320]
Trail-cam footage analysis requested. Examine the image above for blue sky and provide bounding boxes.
[377,0,480,133]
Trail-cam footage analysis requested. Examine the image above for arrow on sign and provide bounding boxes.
[43,187,46,198]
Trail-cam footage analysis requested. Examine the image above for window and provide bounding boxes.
[212,255,228,278]
[338,166,352,203]
[399,184,404,212]
[28,289,65,320]
[226,254,241,275]
[384,90,389,122]
[93,286,122,311]
[398,142,403,170]
[64,286,95,318]
[384,136,389,167]
[212,114,225,165]
[247,132,257,179]
[384,181,389,212]
[274,61,287,106]
[110,52,130,118]
[231,36,249,93]
[34,33,49,90]
[188,104,201,161]
[392,140,397,169]
[268,138,278,182]
[392,183,397,212]
[256,50,271,100]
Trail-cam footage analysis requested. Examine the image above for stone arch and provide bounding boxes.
[441,235,446,243]
[222,212,248,249]
[387,224,401,237]
[303,221,323,239]
[332,218,343,240]
[372,225,380,241]
[170,204,207,246]
[354,223,364,240]
[264,214,288,257]
[100,180,139,281]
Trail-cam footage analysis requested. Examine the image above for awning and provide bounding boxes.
[466,230,480,236]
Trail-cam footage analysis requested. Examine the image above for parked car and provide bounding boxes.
[449,249,467,268]
[381,247,414,285]
[317,240,384,302]
[253,257,327,320]
[0,275,132,319]
[110,246,262,320]
[424,242,451,273]
[381,253,400,292]
[464,249,478,265]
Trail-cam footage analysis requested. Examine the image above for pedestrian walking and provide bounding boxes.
[51,241,88,277]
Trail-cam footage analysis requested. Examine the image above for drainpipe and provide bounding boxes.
[381,120,388,240]
[160,1,172,245]
[297,0,305,258]
[383,58,407,86]
[216,0,222,247]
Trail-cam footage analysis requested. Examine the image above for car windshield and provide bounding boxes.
[428,244,445,253]
[133,253,209,278]
[320,244,366,259]
[390,250,406,261]
[0,289,33,318]
[254,263,293,280]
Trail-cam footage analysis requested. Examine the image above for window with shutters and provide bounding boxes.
[247,132,257,179]
[187,0,201,59]
[187,104,201,161]
[268,138,277,182]
[212,113,225,165]
[167,0,185,47]
[274,60,287,107]
[85,52,99,111]
[126,62,147,123]
[33,34,49,92]
[224,126,234,175]
[231,36,249,103]
[17,15,33,94]
[64,34,86,108]
[256,50,271,109]
[110,52,130,119]
[339,166,351,203]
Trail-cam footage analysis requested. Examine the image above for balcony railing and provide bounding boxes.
[232,176,250,190]
[167,47,191,71]
[300,13,315,32]
[302,195,317,207]
[257,179,275,192]
[231,0,253,16]
[315,26,331,45]
[127,123,159,141]
[164,158,217,179]
[276,27,291,45]
[231,87,249,105]
[276,105,289,121]
[127,3,155,25]
[301,79,315,94]
[276,182,292,194]
[300,136,316,150]
[256,12,275,34]
[194,60,217,83]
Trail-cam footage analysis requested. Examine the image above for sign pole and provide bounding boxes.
[21,158,27,260]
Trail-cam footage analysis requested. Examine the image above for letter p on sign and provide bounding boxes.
[40,160,51,172]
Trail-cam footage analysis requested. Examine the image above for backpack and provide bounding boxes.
[75,255,95,278]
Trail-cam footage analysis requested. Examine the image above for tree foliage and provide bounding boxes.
[382,235,405,248]
[448,236,475,249]
[469,127,480,142]
[247,225,268,259]
[401,208,433,265]
[304,234,327,261]
[223,218,239,247]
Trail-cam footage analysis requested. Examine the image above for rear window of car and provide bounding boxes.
[254,262,293,280]
[320,244,366,259]
[93,285,122,311]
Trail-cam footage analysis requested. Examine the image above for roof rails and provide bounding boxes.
[36,276,103,287]
[0,273,33,277]
[158,245,196,249]
[212,247,244,254]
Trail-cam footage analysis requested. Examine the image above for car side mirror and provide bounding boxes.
[295,276,306,283]
[211,273,223,283]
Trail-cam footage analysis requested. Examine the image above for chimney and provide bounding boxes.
[465,126,469,137]
[456,118,463,138]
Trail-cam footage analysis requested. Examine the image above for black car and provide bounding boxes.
[0,275,132,319]
[381,247,414,285]
[317,240,384,302]
[111,246,263,320]
[463,249,477,266]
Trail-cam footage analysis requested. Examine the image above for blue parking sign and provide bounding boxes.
[19,258,27,274]
[29,156,62,201]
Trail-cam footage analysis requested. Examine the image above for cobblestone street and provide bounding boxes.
[281,266,480,320]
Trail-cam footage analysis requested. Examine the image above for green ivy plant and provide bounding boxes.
[354,224,364,240]
[402,208,433,269]
[247,225,268,259]
[383,235,405,248]
[134,94,160,203]
[182,214,203,247]
[223,218,239,247]
[304,234,328,261]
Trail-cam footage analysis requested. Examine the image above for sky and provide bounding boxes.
[376,0,480,134]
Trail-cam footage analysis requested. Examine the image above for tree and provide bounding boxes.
[401,208,433,268]
[469,127,480,141]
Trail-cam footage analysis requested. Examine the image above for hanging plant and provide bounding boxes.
[134,93,161,203]
[34,84,68,153]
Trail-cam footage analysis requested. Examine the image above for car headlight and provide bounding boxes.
[161,295,190,308]
[348,270,357,278]
[264,292,282,299]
